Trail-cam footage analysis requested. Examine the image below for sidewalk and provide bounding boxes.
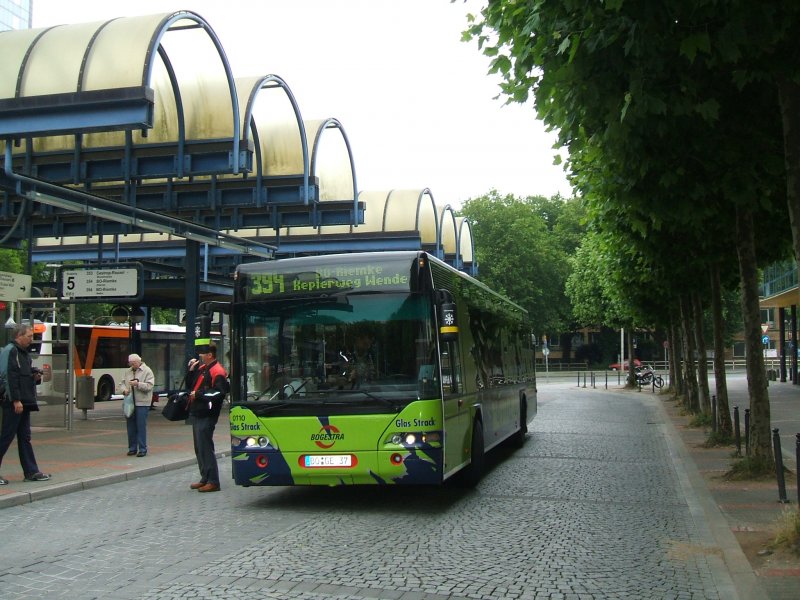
[0,399,230,508]
[656,374,800,600]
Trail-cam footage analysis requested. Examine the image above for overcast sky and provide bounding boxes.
[32,0,573,207]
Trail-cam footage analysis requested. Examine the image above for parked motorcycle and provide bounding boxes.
[634,364,664,388]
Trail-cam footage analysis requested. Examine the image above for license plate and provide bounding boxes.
[304,454,352,468]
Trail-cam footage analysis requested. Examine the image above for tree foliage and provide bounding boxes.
[464,0,800,464]
[460,191,584,335]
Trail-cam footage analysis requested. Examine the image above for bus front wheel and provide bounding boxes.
[462,419,485,487]
[96,375,114,403]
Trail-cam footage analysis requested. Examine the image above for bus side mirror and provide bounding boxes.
[438,302,458,342]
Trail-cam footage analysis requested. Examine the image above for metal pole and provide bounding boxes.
[796,433,800,504]
[773,429,788,503]
[733,406,741,456]
[744,409,750,457]
[68,303,75,431]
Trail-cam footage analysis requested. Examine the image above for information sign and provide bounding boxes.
[59,263,143,303]
[0,271,32,302]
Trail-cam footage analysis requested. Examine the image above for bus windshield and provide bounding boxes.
[238,292,438,413]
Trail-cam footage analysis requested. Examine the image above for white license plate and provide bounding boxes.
[304,454,352,468]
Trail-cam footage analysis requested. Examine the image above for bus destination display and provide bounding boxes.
[246,263,411,298]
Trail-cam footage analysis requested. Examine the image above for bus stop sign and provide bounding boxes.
[58,263,144,303]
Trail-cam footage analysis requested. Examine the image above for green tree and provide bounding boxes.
[465,0,792,463]
[460,191,580,335]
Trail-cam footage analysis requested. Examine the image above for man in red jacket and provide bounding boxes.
[186,343,227,493]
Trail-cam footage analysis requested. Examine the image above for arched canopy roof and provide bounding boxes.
[0,11,240,157]
[242,188,475,273]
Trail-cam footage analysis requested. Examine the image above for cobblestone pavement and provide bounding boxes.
[0,384,754,599]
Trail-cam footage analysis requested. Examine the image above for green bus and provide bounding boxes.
[228,251,537,486]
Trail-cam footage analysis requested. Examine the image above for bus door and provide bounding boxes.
[440,338,467,473]
[436,291,469,474]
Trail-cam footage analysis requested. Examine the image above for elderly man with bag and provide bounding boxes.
[186,343,227,493]
[122,353,155,457]
[0,324,50,485]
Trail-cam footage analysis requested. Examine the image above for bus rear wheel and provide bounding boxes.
[462,419,484,487]
[96,375,114,403]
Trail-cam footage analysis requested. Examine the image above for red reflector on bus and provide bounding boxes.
[255,455,269,468]
[390,453,404,465]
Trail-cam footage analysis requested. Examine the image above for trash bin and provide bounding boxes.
[76,375,95,410]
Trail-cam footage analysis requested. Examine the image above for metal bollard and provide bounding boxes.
[796,434,800,504]
[578,372,581,387]
[711,395,717,434]
[583,372,586,388]
[605,371,608,389]
[591,372,595,388]
[745,409,751,456]
[734,406,741,456]
[773,429,788,503]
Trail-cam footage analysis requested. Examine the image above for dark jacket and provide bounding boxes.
[188,359,227,418]
[7,342,39,411]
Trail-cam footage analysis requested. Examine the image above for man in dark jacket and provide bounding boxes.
[0,324,50,484]
[186,343,227,493]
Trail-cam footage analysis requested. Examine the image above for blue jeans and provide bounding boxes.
[0,404,40,476]
[126,405,149,454]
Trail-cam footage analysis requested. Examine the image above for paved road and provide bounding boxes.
[0,383,755,599]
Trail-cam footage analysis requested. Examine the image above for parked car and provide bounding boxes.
[608,358,642,371]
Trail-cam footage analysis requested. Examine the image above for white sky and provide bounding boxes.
[32,0,572,207]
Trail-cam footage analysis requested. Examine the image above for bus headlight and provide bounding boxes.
[387,432,441,448]
[245,436,270,448]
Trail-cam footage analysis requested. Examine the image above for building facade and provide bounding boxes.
[0,0,31,31]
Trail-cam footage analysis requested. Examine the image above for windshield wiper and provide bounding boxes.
[314,388,402,411]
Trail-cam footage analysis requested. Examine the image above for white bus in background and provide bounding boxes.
[32,323,223,404]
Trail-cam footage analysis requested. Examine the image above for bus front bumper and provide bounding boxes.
[231,447,443,486]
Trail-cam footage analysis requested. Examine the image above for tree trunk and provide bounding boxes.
[626,327,636,386]
[668,318,682,396]
[679,294,699,412]
[735,205,773,465]
[691,291,711,414]
[777,78,800,293]
[709,264,732,437]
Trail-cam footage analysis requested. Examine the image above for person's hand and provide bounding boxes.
[188,358,199,370]
[13,399,23,414]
